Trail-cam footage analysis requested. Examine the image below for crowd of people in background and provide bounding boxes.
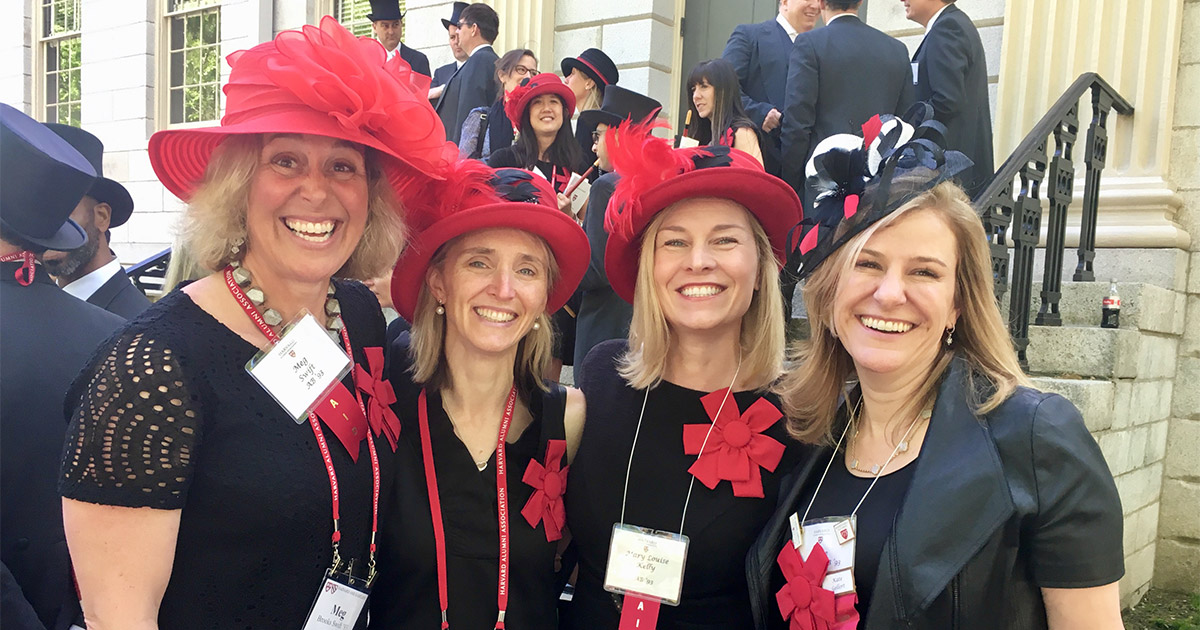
[0,1,1127,630]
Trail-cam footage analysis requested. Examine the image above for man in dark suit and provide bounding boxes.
[722,0,820,174]
[0,104,125,630]
[432,2,469,89]
[780,0,914,203]
[42,124,151,320]
[435,2,500,144]
[906,0,993,197]
[368,0,430,76]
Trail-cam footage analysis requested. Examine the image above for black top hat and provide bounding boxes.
[560,49,619,95]
[441,2,469,29]
[367,0,404,21]
[0,103,94,251]
[46,124,135,228]
[577,85,662,140]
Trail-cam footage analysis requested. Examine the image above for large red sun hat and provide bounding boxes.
[602,121,803,304]
[503,73,577,130]
[148,16,458,202]
[389,161,589,322]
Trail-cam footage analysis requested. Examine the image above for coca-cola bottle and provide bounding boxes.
[1101,279,1120,329]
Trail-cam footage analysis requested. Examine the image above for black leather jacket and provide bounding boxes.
[747,357,1124,630]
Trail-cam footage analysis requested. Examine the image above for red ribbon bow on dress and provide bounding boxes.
[353,346,401,451]
[776,542,861,630]
[520,439,569,541]
[683,391,785,498]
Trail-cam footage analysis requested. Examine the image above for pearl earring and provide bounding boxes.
[532,321,540,330]
[435,304,445,315]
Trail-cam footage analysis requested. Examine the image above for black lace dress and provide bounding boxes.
[59,281,392,630]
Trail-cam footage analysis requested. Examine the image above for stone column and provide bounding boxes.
[0,0,33,112]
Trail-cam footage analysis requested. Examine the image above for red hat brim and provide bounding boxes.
[149,108,441,202]
[506,76,577,127]
[390,202,589,322]
[604,167,801,304]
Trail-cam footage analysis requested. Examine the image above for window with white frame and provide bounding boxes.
[40,0,82,126]
[334,0,407,38]
[165,0,221,125]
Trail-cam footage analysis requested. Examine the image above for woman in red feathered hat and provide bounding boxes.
[59,17,456,630]
[368,162,588,630]
[559,123,806,630]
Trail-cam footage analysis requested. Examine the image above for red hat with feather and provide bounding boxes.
[602,122,803,303]
[390,161,589,322]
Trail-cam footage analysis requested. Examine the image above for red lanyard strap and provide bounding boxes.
[224,266,380,579]
[0,251,36,286]
[418,386,518,630]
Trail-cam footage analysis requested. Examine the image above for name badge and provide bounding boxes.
[302,569,370,630]
[911,62,920,84]
[567,172,592,219]
[603,524,689,606]
[246,312,352,422]
[798,515,857,595]
[676,136,701,149]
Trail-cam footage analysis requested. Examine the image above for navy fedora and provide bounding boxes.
[561,48,619,95]
[0,103,94,251]
[47,124,135,228]
[441,2,469,29]
[367,0,404,21]
[577,85,662,140]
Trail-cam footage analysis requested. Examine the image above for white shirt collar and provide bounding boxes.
[826,12,856,24]
[925,4,951,33]
[469,43,492,57]
[383,43,399,60]
[62,258,123,301]
[775,13,799,43]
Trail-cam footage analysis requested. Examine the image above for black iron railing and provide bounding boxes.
[973,73,1133,367]
[127,247,172,297]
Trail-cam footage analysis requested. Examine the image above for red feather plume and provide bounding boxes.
[396,158,502,233]
[604,119,708,242]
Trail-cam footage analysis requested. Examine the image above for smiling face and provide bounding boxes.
[691,80,715,119]
[780,0,821,32]
[528,93,565,137]
[500,55,537,95]
[832,208,960,379]
[427,227,552,358]
[649,198,761,341]
[241,133,369,287]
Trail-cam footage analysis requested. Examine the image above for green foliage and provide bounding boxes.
[1148,593,1200,630]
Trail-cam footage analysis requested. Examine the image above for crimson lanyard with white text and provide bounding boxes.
[0,251,37,286]
[418,386,518,630]
[224,269,381,581]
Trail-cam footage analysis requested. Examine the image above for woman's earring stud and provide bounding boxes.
[435,304,445,315]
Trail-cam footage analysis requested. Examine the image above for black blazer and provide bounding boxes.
[723,17,791,171]
[1,263,124,630]
[399,43,431,77]
[780,15,914,200]
[86,268,151,320]
[436,45,500,144]
[432,61,457,88]
[573,172,631,372]
[747,357,1125,630]
[913,4,994,197]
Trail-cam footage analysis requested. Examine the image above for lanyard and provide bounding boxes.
[0,251,36,286]
[224,267,381,582]
[418,386,518,630]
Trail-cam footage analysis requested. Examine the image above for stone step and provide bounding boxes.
[1025,324,1178,379]
[1001,281,1185,335]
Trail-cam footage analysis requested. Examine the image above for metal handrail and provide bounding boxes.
[127,247,172,296]
[974,72,1134,367]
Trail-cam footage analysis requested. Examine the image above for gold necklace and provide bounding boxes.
[847,405,932,475]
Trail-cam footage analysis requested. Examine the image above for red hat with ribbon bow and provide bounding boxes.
[148,16,457,202]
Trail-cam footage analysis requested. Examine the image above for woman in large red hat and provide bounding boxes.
[369,162,588,629]
[561,124,805,629]
[59,17,455,630]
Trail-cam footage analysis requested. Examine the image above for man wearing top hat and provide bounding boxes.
[435,2,500,144]
[41,124,151,320]
[572,86,661,374]
[369,0,430,77]
[430,1,470,100]
[0,103,124,630]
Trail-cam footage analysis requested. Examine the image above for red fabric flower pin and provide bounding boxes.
[776,542,838,630]
[683,391,785,498]
[354,347,401,451]
[521,439,569,541]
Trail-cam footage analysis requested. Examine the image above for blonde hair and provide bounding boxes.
[180,134,406,280]
[577,86,602,113]
[780,181,1031,444]
[619,200,786,391]
[407,232,559,396]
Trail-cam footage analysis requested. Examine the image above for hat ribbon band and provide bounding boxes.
[0,251,36,286]
[574,58,611,86]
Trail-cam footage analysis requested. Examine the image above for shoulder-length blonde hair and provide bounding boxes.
[619,200,786,392]
[407,231,559,397]
[179,134,406,280]
[780,181,1031,444]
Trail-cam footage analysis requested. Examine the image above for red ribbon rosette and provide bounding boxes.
[683,390,786,498]
[520,439,569,541]
[776,542,838,630]
[353,346,401,451]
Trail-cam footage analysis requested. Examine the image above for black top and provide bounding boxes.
[564,340,803,630]
[369,335,569,630]
[795,448,919,621]
[59,282,391,630]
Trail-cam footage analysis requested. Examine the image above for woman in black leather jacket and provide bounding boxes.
[749,113,1125,630]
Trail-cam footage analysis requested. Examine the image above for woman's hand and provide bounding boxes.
[557,192,573,216]
[1042,583,1125,630]
[63,499,181,630]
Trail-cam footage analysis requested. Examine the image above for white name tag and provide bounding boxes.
[567,173,592,219]
[302,570,370,630]
[245,312,352,422]
[603,524,689,606]
[799,515,857,595]
[677,136,701,149]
